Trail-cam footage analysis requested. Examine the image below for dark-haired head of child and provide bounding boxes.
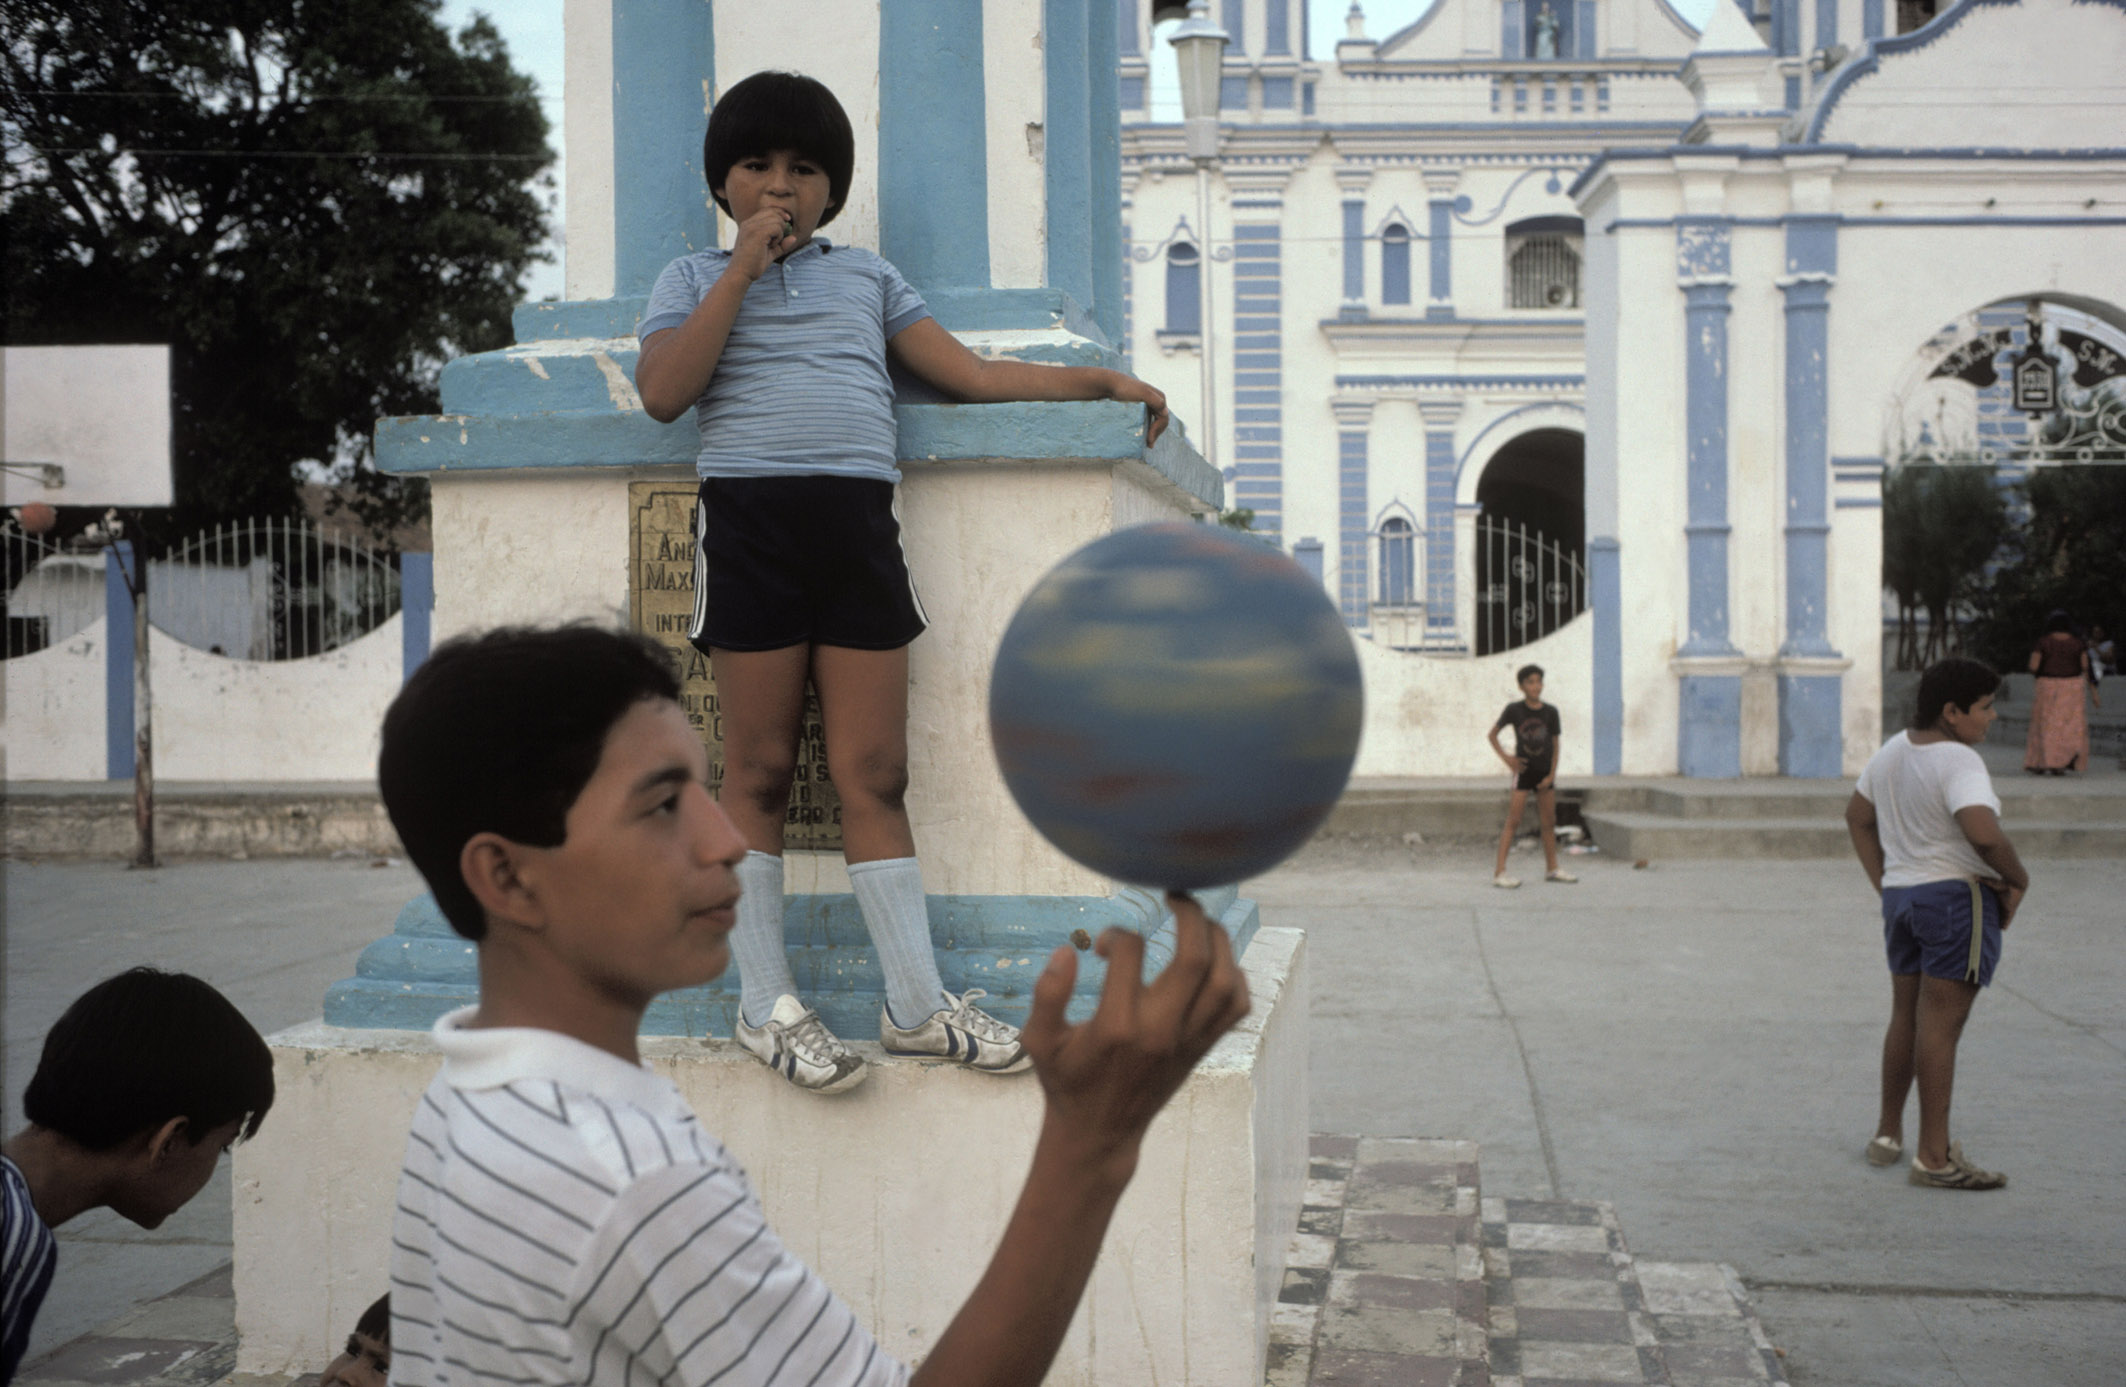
[701,70,855,259]
[3,968,273,1232]
[318,1294,390,1387]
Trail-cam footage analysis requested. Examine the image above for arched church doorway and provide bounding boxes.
[1474,427,1585,656]
[1881,296,2126,685]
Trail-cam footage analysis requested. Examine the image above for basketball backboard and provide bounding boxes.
[2,345,174,508]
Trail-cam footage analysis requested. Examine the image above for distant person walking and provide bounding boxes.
[1845,658,2026,1190]
[2023,610,2095,775]
[1488,663,1574,888]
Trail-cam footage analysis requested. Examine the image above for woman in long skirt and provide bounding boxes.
[2024,610,2096,774]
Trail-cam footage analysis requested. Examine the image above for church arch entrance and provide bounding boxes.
[1473,426,1585,656]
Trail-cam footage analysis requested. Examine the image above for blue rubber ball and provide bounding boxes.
[990,522,1364,889]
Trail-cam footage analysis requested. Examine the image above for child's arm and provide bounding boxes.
[908,894,1249,1387]
[1843,791,1884,894]
[1954,805,2030,928]
[1487,722,1523,774]
[634,208,801,422]
[887,318,1170,443]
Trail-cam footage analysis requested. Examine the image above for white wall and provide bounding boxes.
[2,620,108,780]
[1,617,405,783]
[1352,614,1594,777]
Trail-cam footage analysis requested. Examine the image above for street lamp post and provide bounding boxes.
[1169,1,1228,474]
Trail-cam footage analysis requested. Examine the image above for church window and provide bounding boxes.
[1381,225,1412,306]
[1165,241,1202,334]
[1505,217,1583,310]
[1895,0,1942,33]
[1378,518,1417,606]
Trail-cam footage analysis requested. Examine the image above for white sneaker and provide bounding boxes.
[880,989,1032,1073]
[1493,874,1521,889]
[1545,869,1579,884]
[735,996,867,1094]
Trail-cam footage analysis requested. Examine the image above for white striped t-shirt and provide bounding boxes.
[637,242,931,485]
[389,1010,905,1387]
[1,1154,57,1387]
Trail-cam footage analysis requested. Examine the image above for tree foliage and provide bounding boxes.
[1968,463,2126,672]
[0,0,553,544]
[1880,464,2009,670]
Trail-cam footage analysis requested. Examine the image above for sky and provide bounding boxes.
[440,0,1721,302]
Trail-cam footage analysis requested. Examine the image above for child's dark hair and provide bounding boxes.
[378,626,683,941]
[1914,657,2000,729]
[22,969,273,1151]
[355,1293,390,1344]
[1516,664,1544,686]
[704,71,855,227]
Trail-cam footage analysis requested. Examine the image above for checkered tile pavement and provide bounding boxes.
[1271,1136,1790,1387]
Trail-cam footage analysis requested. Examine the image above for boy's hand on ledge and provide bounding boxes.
[1105,373,1170,444]
[1021,891,1249,1178]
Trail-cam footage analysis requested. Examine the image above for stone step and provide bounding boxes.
[1586,811,2126,861]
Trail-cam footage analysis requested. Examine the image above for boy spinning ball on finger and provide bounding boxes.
[634,71,1171,1093]
[378,626,1249,1387]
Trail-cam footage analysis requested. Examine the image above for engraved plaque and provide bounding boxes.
[629,481,844,852]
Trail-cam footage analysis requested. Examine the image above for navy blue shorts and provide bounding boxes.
[686,475,928,653]
[1882,879,2002,986]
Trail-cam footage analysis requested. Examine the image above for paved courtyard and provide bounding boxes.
[3,826,2121,1384]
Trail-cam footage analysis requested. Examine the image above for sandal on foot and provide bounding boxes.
[1545,869,1578,883]
[1493,874,1521,889]
[1865,1135,1903,1167]
[1909,1141,2006,1190]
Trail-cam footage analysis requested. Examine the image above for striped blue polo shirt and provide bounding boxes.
[639,242,931,484]
[1,1155,57,1386]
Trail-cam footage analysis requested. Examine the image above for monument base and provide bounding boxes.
[234,927,1307,1386]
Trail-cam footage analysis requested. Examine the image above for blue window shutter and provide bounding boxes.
[1166,244,1202,333]
[1381,226,1411,305]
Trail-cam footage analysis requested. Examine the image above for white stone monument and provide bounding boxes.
[232,4,1308,1384]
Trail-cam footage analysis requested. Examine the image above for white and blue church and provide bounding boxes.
[1118,0,2126,777]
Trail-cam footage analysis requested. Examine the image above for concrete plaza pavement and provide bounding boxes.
[4,833,2122,1385]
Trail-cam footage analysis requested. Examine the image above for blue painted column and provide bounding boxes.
[612,0,715,296]
[1087,0,1124,347]
[1424,172,1458,320]
[1676,220,1741,778]
[1333,400,1373,626]
[1230,177,1288,544]
[103,543,136,779]
[1862,0,1884,39]
[1044,0,1095,324]
[400,551,435,681]
[1777,216,1844,777]
[881,1,991,294]
[1815,0,1839,54]
[1419,399,1462,642]
[1590,536,1623,773]
[1339,186,1366,318]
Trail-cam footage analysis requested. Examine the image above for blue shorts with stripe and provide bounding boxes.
[1882,879,2003,986]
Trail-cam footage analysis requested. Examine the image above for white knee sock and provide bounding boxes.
[848,856,947,1027]
[732,851,798,1028]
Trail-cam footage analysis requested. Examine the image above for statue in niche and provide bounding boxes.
[1533,1,1559,59]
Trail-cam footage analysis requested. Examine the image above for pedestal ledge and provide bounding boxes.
[236,927,1308,1387]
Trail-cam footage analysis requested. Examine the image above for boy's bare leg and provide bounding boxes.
[1494,790,1530,876]
[709,645,811,854]
[1875,971,1922,1147]
[813,643,917,863]
[1913,974,1981,1168]
[1536,786,1561,873]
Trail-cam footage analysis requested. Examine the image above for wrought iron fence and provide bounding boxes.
[3,524,102,658]
[1475,514,1585,657]
[153,518,401,659]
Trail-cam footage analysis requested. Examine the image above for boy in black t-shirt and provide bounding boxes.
[1487,664,1575,888]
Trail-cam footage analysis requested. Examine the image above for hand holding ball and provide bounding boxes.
[990,523,1363,890]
